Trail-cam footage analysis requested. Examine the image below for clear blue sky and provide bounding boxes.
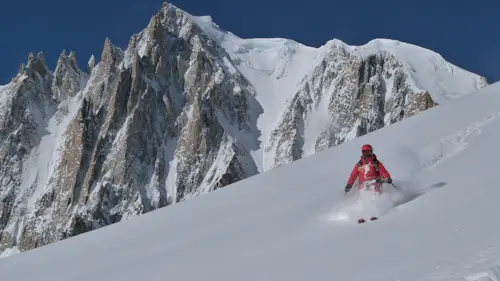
[1,0,498,85]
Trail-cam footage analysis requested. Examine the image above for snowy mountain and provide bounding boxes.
[1,78,500,281]
[0,2,489,256]
[192,17,488,169]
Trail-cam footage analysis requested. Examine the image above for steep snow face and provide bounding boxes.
[1,81,500,281]
[220,38,320,171]
[186,13,321,171]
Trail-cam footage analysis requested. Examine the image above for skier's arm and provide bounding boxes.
[377,161,391,180]
[347,164,359,185]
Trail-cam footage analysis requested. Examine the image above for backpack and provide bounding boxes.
[358,157,379,173]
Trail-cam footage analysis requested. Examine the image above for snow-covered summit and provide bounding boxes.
[172,3,487,170]
[353,38,487,102]
[183,5,487,93]
[188,10,487,103]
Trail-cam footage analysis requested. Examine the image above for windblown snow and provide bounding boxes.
[1,73,500,281]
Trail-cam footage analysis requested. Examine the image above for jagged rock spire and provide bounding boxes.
[87,55,96,73]
[56,49,78,68]
[15,63,26,80]
[69,50,77,61]
[12,51,51,81]
[100,37,123,73]
[52,49,85,101]
[29,52,49,74]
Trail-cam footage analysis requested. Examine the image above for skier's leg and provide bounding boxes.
[356,181,364,190]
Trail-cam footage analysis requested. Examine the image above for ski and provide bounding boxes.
[358,217,378,223]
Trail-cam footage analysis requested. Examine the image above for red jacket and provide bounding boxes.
[347,154,391,186]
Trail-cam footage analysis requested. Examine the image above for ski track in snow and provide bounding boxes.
[420,111,500,170]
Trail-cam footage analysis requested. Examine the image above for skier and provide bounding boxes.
[344,144,392,195]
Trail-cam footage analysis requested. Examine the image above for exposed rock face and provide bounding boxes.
[87,55,96,74]
[0,3,488,256]
[52,50,88,101]
[264,46,446,168]
[0,52,58,251]
[0,3,260,253]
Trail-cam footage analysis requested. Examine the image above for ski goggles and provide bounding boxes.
[362,150,373,156]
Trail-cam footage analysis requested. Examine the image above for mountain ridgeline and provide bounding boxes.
[0,2,488,255]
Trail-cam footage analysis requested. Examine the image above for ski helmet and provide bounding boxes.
[361,144,373,152]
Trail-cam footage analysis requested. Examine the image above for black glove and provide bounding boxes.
[344,184,352,193]
[386,178,392,184]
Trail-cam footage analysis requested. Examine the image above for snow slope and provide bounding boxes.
[1,80,500,280]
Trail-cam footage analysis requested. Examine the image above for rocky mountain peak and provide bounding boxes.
[479,76,488,87]
[100,38,123,73]
[52,49,87,101]
[153,1,171,23]
[87,55,96,73]
[56,49,78,68]
[69,50,77,61]
[14,51,51,81]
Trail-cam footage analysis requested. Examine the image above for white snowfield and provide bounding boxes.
[1,86,500,280]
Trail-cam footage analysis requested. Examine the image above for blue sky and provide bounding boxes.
[0,0,498,85]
